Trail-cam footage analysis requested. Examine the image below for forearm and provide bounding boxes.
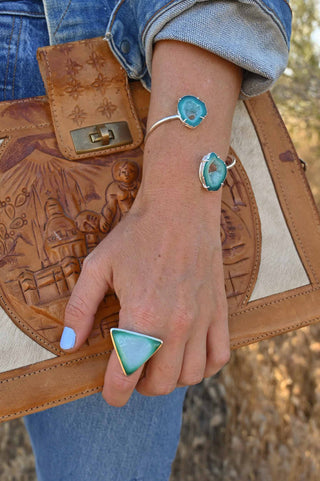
[138,40,242,212]
[63,40,243,406]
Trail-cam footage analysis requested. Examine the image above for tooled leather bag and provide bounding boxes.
[0,38,319,422]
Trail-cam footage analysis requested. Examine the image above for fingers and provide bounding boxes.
[104,308,186,405]
[104,310,230,407]
[102,350,144,407]
[136,331,186,397]
[177,328,207,386]
[60,253,111,352]
[204,318,230,378]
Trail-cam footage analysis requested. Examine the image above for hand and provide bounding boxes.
[61,40,242,406]
[62,180,229,405]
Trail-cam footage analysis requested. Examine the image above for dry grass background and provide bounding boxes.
[172,326,320,480]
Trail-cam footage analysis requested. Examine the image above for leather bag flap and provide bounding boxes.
[37,37,144,161]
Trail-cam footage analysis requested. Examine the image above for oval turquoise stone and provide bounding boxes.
[177,95,207,128]
[203,153,227,191]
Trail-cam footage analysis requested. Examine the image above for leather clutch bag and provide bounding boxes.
[0,37,319,422]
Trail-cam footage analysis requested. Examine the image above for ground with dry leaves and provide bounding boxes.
[173,325,320,481]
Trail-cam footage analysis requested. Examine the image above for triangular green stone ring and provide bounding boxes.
[199,152,236,191]
[110,328,163,376]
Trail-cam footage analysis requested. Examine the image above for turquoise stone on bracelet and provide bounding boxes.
[177,95,207,128]
[110,328,163,376]
[199,152,227,191]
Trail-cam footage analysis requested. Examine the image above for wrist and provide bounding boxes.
[133,156,223,228]
[140,129,227,208]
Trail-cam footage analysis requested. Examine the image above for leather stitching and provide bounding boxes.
[231,146,262,305]
[53,0,72,38]
[231,315,320,349]
[0,136,10,157]
[0,292,62,354]
[0,387,102,421]
[231,284,320,315]
[265,94,319,283]
[0,122,51,133]
[0,350,111,384]
[0,351,111,421]
[0,98,51,132]
[42,48,72,156]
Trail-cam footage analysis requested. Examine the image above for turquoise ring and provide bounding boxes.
[199,152,236,191]
[110,328,163,376]
[145,95,207,140]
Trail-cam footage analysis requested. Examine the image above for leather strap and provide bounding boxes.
[230,285,320,348]
[0,346,110,421]
[244,93,320,284]
[227,94,320,346]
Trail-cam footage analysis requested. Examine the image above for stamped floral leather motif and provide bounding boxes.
[37,37,143,160]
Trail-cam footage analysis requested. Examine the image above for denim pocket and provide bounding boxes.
[0,2,49,101]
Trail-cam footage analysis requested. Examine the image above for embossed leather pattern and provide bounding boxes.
[0,38,319,422]
[37,38,143,160]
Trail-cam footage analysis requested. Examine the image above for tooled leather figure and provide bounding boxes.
[99,159,140,233]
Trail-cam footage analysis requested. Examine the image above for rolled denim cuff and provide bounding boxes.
[146,0,290,98]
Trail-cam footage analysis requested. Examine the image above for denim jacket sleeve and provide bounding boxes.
[106,0,292,98]
[5,1,290,100]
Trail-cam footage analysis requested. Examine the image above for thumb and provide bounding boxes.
[60,254,111,351]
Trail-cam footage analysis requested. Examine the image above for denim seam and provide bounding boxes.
[106,1,149,80]
[0,11,45,18]
[107,0,194,79]
[282,0,292,13]
[53,0,72,38]
[141,0,193,42]
[252,0,289,45]
[106,1,140,77]
[12,16,22,99]
[107,0,124,30]
[3,16,15,100]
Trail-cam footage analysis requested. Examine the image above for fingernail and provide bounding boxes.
[60,327,76,350]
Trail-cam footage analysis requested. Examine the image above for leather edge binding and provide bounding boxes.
[0,347,111,422]
[244,93,320,285]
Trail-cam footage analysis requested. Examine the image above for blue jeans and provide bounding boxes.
[0,0,48,100]
[0,2,187,479]
[24,389,187,481]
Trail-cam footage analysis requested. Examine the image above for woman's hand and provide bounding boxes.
[61,41,242,406]
[63,178,228,405]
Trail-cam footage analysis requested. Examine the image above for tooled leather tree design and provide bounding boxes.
[0,37,260,355]
[0,108,260,356]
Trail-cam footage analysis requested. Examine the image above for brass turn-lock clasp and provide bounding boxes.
[70,121,133,154]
